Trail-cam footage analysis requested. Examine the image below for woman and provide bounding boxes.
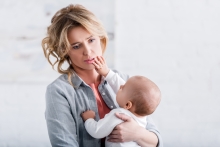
[42,4,162,147]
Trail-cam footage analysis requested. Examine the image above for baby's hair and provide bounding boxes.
[129,76,161,116]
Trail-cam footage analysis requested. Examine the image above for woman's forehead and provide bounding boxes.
[67,26,92,43]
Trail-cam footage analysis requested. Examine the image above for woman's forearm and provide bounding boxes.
[135,126,158,147]
[111,113,160,147]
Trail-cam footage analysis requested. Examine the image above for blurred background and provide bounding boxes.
[0,0,220,146]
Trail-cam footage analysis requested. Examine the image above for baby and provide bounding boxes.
[81,56,161,147]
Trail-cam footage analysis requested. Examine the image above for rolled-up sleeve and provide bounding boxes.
[45,83,78,147]
[146,116,163,147]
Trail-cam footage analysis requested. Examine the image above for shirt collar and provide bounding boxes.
[70,70,106,89]
[70,71,84,88]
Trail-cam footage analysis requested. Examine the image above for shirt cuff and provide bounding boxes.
[105,70,115,81]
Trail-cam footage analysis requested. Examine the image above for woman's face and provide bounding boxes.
[67,26,103,71]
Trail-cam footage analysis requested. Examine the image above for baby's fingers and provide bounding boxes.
[93,61,103,70]
[97,56,105,65]
[94,57,102,66]
[92,61,99,68]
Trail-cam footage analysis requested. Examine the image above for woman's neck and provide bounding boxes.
[74,68,101,85]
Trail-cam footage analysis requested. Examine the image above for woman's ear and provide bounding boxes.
[125,101,133,110]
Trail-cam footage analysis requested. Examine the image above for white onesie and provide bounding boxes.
[84,70,148,147]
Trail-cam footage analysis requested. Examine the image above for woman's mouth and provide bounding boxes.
[84,58,95,64]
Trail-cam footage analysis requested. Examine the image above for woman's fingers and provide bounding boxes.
[109,128,120,135]
[107,138,122,142]
[108,133,119,138]
[108,126,124,142]
[108,132,122,142]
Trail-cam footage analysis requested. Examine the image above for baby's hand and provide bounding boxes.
[93,56,109,77]
[81,110,95,122]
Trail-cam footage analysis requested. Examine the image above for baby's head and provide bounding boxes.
[116,76,161,116]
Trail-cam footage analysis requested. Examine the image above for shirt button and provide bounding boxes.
[111,106,113,108]
[102,92,105,95]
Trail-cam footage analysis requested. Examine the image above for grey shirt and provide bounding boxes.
[45,71,163,147]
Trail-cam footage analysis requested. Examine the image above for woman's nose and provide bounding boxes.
[83,44,91,56]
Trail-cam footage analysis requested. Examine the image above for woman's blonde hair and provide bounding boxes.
[42,4,108,85]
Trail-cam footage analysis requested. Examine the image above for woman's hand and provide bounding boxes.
[108,113,159,147]
[81,110,95,122]
[107,112,141,142]
[92,56,109,77]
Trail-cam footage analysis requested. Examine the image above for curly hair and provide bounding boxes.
[42,4,108,85]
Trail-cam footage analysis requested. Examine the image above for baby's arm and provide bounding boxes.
[81,109,123,139]
[105,70,126,94]
[93,56,125,94]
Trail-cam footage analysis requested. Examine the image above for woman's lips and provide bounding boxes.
[84,58,94,64]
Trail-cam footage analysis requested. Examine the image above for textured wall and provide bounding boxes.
[115,0,220,146]
[1,0,220,147]
[0,0,114,146]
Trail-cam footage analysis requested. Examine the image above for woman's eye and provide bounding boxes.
[73,45,80,49]
[89,39,95,43]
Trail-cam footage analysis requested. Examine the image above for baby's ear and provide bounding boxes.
[125,101,133,109]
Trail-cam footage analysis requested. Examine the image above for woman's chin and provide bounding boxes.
[82,67,97,72]
[85,64,96,70]
[73,64,95,70]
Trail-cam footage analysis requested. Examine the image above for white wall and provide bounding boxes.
[0,0,114,146]
[115,0,220,146]
[0,0,220,146]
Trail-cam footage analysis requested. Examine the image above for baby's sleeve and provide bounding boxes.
[105,70,126,94]
[84,109,123,138]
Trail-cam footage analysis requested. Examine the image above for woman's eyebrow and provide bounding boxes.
[70,35,93,45]
[71,42,80,46]
[86,35,93,40]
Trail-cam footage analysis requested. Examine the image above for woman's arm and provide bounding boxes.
[45,84,78,147]
[145,116,163,147]
[108,113,163,147]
